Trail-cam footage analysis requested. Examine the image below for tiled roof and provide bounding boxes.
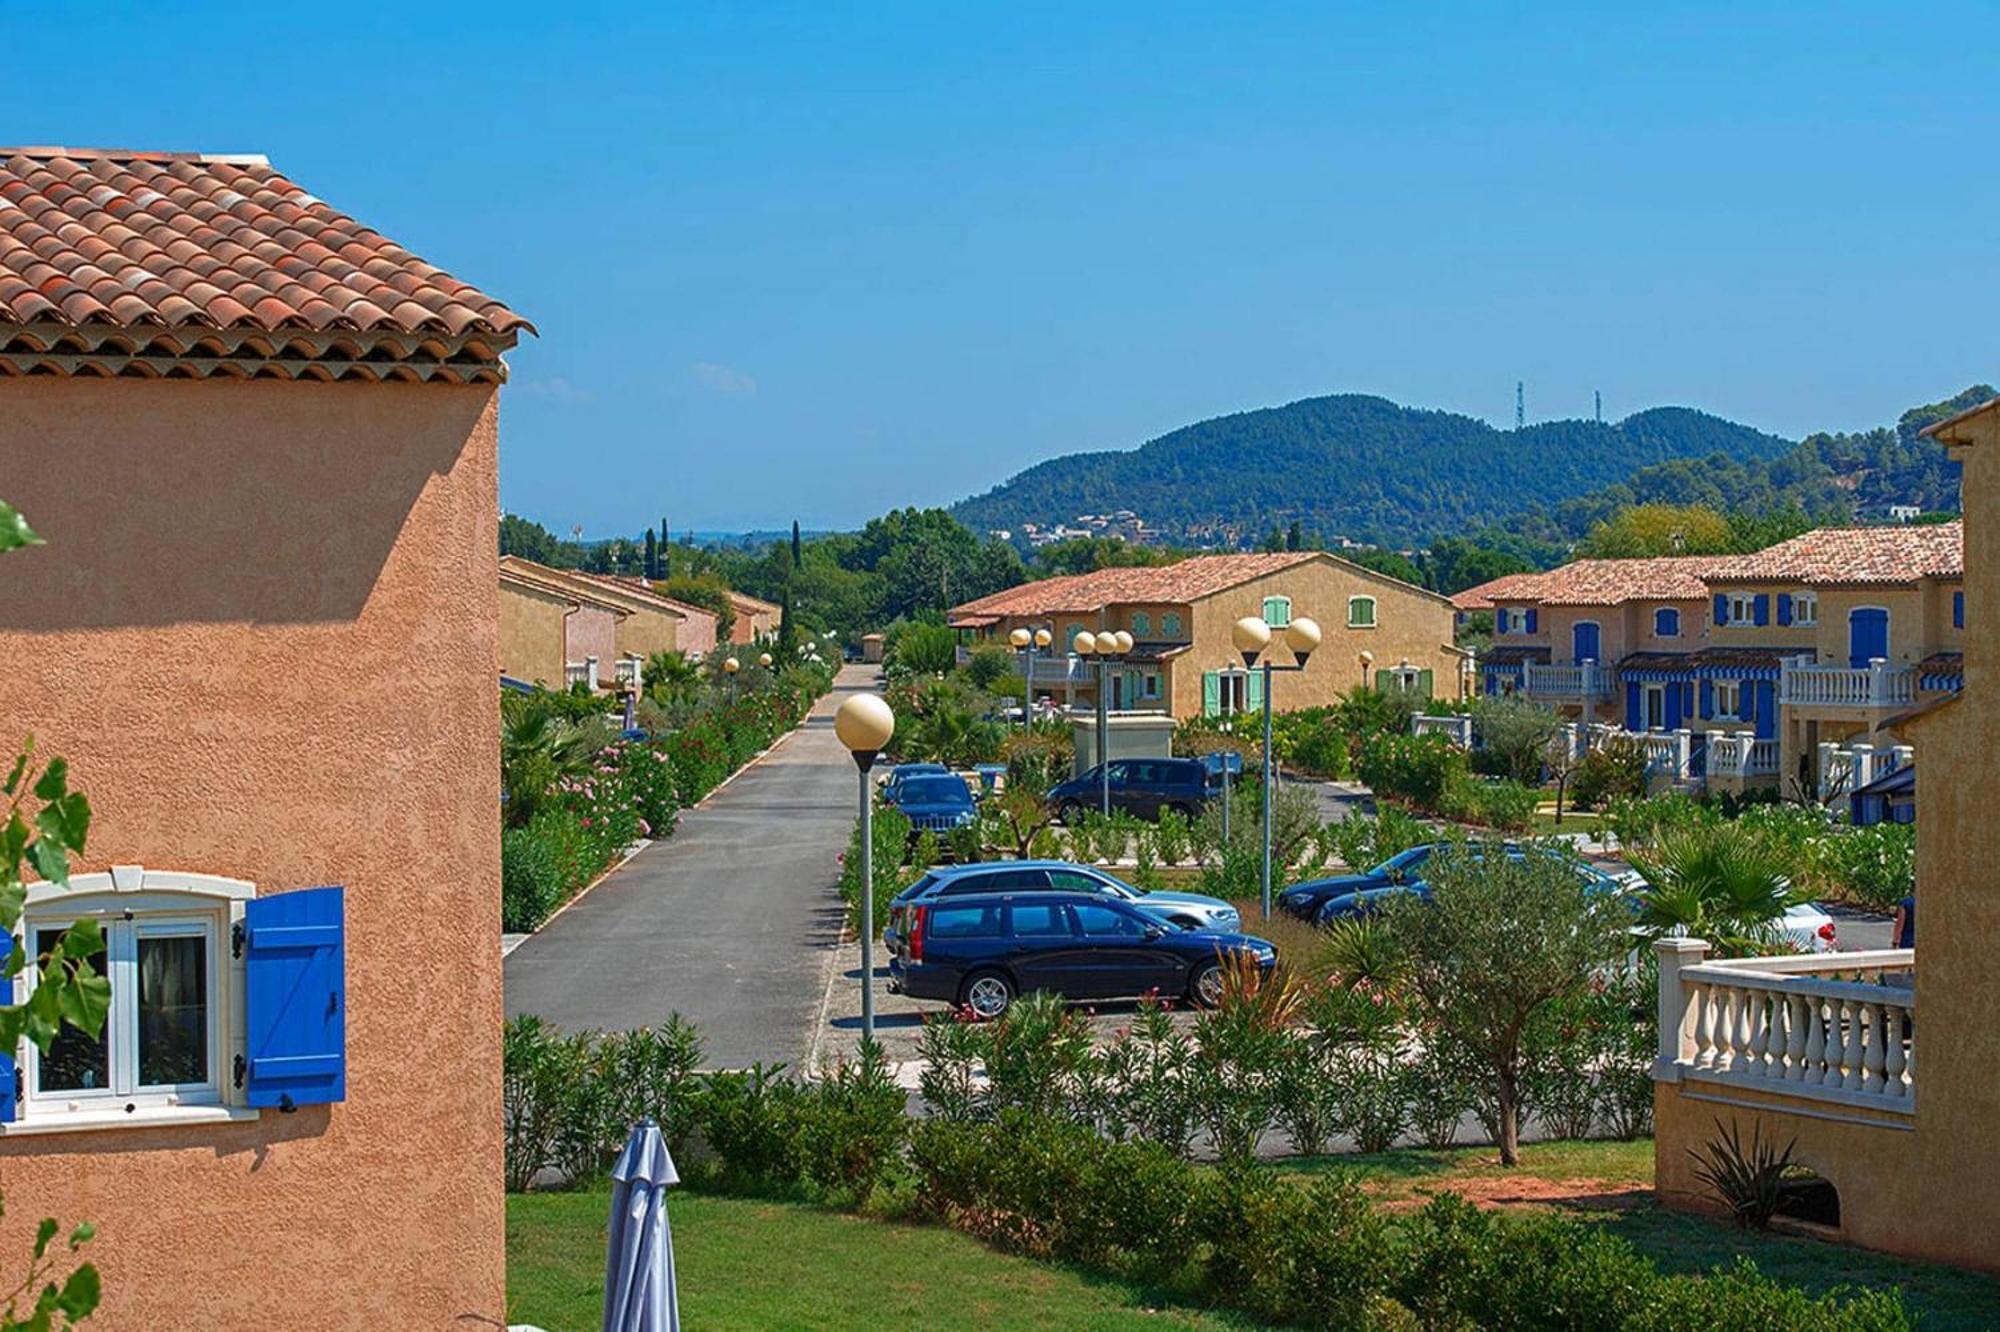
[951,551,1412,619]
[1478,644,1550,667]
[1451,572,1543,612]
[1703,523,1963,587]
[1471,557,1732,609]
[500,562,627,614]
[728,591,782,615]
[1619,647,1809,673]
[0,148,529,336]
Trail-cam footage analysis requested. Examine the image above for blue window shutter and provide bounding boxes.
[1753,682,1777,740]
[243,886,346,1110]
[1624,681,1641,730]
[1496,609,1509,634]
[1776,593,1793,626]
[1713,594,1728,627]
[1699,680,1714,718]
[0,934,14,1123]
[1955,591,1964,629]
[1524,609,1538,634]
[1753,594,1770,627]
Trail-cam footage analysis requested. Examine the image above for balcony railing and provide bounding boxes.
[1655,940,1915,1118]
[1524,660,1616,699]
[1780,657,1915,708]
[1817,741,1912,801]
[1708,731,1780,779]
[1412,714,1474,747]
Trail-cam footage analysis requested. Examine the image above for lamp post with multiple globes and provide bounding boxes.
[835,692,897,1041]
[1230,613,1323,920]
[1072,628,1135,816]
[1008,625,1054,731]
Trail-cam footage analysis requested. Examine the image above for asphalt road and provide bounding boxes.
[503,664,876,1069]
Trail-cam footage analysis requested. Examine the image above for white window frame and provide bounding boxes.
[1348,596,1378,629]
[1714,681,1742,720]
[1794,592,1818,626]
[1728,593,1755,625]
[8,868,259,1136]
[1389,665,1423,692]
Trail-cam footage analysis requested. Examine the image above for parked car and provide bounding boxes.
[887,890,1276,1018]
[882,772,977,836]
[1049,758,1212,822]
[884,860,1240,955]
[1308,846,1621,925]
[879,762,950,803]
[1279,844,1442,920]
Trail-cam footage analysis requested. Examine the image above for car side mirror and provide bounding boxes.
[1143,925,1166,940]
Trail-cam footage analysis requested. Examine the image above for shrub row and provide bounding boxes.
[1608,792,1916,909]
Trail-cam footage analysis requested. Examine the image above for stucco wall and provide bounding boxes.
[500,577,574,686]
[0,379,505,1327]
[668,605,718,657]
[1171,557,1460,719]
[564,603,620,676]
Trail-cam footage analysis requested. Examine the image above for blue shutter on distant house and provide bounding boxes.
[1955,591,1965,629]
[1776,593,1793,627]
[1713,594,1728,627]
[1624,682,1642,730]
[1753,594,1770,626]
[1753,682,1777,740]
[1524,609,1539,634]
[1699,680,1714,718]
[0,934,14,1123]
[243,886,347,1110]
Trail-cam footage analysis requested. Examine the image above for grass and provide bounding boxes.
[508,1189,1252,1331]
[1276,1138,2000,1330]
[1529,806,1610,837]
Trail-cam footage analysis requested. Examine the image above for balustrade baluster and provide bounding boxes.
[1727,987,1751,1073]
[1821,998,1845,1087]
[1882,1002,1908,1097]
[1692,984,1717,1069]
[1785,994,1808,1080]
[1742,990,1769,1075]
[1860,1003,1886,1093]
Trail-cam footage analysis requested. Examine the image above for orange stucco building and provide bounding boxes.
[0,149,527,1326]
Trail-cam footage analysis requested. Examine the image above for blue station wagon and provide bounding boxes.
[887,891,1276,1018]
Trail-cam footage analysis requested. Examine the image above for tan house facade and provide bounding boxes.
[0,148,526,1325]
[500,557,707,687]
[728,590,782,645]
[500,563,626,690]
[950,552,1465,718]
[1649,403,1994,1273]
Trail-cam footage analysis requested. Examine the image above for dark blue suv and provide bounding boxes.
[1048,758,1212,822]
[887,890,1275,1018]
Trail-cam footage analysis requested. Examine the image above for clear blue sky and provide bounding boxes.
[12,3,1998,535]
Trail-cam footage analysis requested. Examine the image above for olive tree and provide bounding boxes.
[1382,838,1627,1164]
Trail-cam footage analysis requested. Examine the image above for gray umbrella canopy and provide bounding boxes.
[603,1119,682,1332]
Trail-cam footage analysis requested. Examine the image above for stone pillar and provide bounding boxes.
[1653,937,1711,1082]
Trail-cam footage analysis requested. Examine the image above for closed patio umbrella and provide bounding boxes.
[602,1119,681,1332]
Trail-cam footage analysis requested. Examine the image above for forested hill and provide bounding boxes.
[950,394,1795,545]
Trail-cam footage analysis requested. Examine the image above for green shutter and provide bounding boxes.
[1261,596,1291,628]
[1417,668,1434,699]
[1202,671,1221,717]
[1375,669,1393,693]
[1245,668,1265,711]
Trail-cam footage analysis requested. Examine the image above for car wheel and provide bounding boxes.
[961,969,1016,1020]
[1058,801,1085,824]
[1189,961,1225,1009]
[1166,803,1195,820]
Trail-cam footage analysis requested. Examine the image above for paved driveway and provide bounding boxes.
[504,664,876,1069]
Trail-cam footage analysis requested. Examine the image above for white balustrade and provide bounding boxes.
[1782,657,1916,708]
[1412,714,1474,748]
[1709,731,1780,779]
[1654,940,1916,1116]
[1524,660,1616,699]
[1818,741,1916,800]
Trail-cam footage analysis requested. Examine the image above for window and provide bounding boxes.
[1654,608,1681,638]
[1065,624,1086,651]
[1140,671,1161,699]
[1714,681,1742,719]
[1953,590,1964,630]
[941,868,1049,895]
[1495,609,1511,634]
[1261,596,1292,628]
[1728,594,1755,625]
[1072,903,1148,938]
[1130,612,1151,637]
[1348,596,1377,628]
[928,904,1002,939]
[1205,669,1251,716]
[1161,612,1183,638]
[1048,870,1109,895]
[8,869,346,1133]
[1794,593,1817,626]
[1007,903,1072,938]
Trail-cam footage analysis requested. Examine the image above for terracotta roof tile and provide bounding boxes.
[0,148,530,337]
[950,551,1408,620]
[1450,572,1543,612]
[1703,523,1962,587]
[1466,557,1732,609]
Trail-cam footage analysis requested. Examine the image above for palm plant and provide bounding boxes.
[642,649,703,707]
[500,695,608,828]
[1627,823,1799,956]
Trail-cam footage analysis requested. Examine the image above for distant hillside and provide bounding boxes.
[951,394,1796,546]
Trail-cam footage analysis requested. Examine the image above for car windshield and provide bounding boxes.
[1374,846,1432,876]
[1085,871,1141,900]
[900,777,970,804]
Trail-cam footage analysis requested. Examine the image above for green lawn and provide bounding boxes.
[508,1190,1251,1331]
[1275,1136,1655,1203]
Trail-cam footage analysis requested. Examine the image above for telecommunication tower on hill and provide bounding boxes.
[1515,381,1524,431]
[1595,390,1603,424]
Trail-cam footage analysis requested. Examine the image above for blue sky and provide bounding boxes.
[12,3,1998,534]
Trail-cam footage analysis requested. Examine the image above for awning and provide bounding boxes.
[1617,647,1809,681]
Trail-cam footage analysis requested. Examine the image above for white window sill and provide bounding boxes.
[0,1103,259,1137]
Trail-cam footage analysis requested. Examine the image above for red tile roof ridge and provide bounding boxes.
[1702,522,1963,586]
[0,147,271,166]
[948,549,1443,618]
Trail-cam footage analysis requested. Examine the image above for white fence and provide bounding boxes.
[1818,741,1913,801]
[1655,939,1915,1118]
[1411,714,1474,747]
[1524,660,1616,699]
[1708,731,1780,779]
[1781,657,1916,708]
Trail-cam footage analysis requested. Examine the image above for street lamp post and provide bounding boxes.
[1232,613,1322,920]
[723,654,740,702]
[835,692,897,1043]
[1075,629,1132,816]
[1009,626,1054,731]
